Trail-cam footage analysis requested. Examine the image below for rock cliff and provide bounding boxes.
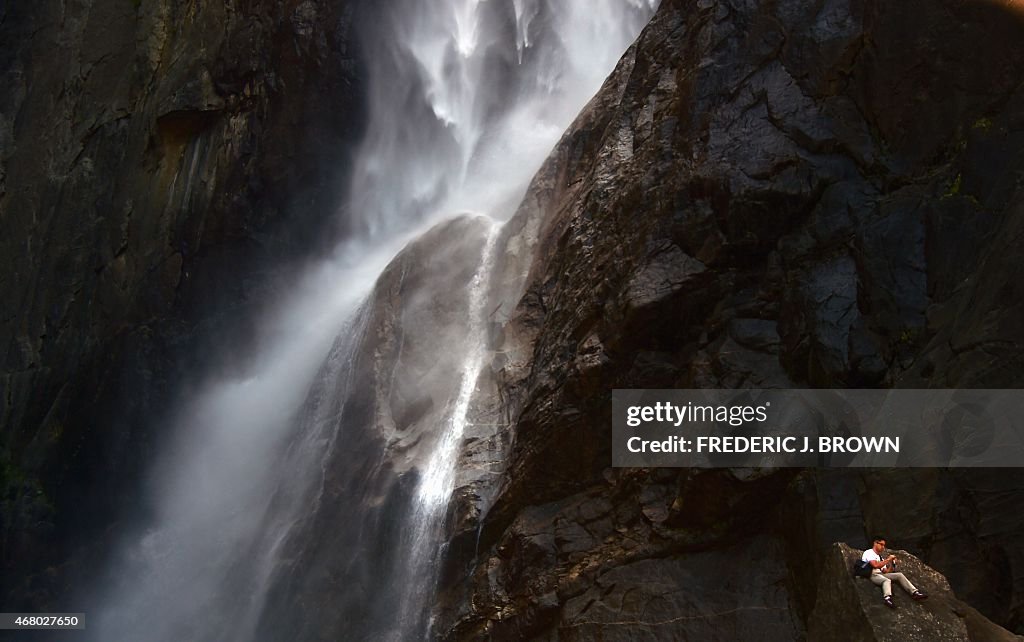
[0,0,365,610]
[438,0,1024,638]
[5,0,1024,638]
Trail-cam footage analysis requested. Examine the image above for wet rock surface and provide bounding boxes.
[439,0,1024,639]
[253,215,494,642]
[0,0,366,611]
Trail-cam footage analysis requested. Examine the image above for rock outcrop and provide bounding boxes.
[0,0,365,610]
[809,543,1023,642]
[438,0,1024,639]
[250,214,497,642]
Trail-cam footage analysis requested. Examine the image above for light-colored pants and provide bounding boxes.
[870,570,918,597]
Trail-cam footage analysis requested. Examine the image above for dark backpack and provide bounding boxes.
[853,560,874,578]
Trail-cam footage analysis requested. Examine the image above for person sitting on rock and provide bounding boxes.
[863,536,928,608]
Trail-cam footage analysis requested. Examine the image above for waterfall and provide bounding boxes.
[89,1,658,640]
[394,222,500,639]
[417,225,499,509]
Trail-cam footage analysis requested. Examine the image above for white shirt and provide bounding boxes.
[862,548,894,574]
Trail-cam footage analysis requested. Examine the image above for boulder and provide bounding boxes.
[808,542,1023,642]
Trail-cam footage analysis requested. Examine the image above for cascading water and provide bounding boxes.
[362,221,501,640]
[89,1,658,640]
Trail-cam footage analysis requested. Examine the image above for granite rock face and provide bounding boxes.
[0,0,365,609]
[808,543,1023,642]
[439,0,1024,639]
[250,214,495,642]
[5,0,1024,636]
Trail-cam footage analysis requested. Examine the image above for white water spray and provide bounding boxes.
[90,2,658,640]
[388,221,501,640]
[417,223,500,507]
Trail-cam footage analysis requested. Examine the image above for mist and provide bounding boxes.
[88,2,659,640]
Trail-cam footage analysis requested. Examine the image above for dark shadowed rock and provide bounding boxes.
[558,538,801,641]
[437,0,1024,638]
[0,0,367,612]
[808,542,1022,642]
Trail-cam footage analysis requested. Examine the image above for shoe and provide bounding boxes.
[883,596,896,609]
[912,590,928,601]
